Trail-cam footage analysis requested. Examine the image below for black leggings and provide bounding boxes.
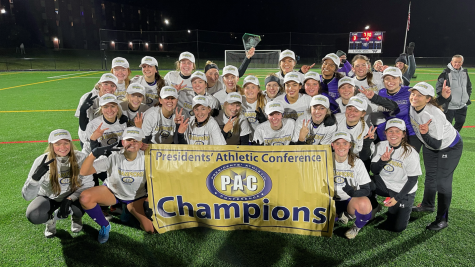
[372,175,415,232]
[445,106,467,132]
[421,139,463,221]
[25,196,84,224]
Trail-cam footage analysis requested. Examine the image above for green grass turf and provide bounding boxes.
[1,69,475,266]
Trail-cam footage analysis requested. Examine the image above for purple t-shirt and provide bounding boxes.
[320,75,341,100]
[377,86,416,140]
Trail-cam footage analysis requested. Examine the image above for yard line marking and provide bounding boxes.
[0,109,75,113]
[1,139,80,144]
[0,72,22,76]
[0,71,101,91]
[47,71,96,78]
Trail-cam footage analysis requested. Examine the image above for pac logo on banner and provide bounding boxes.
[146,145,336,237]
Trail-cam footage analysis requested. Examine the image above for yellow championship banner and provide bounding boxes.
[146,144,336,237]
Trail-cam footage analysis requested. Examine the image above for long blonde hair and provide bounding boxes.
[224,102,242,134]
[45,142,81,196]
[352,55,375,86]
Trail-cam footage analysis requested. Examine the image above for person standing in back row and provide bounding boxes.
[436,55,472,132]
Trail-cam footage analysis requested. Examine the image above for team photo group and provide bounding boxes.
[22,44,468,243]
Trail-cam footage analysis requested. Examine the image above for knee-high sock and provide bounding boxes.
[354,210,372,229]
[85,204,109,227]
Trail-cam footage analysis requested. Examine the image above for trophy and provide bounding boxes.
[242,33,261,51]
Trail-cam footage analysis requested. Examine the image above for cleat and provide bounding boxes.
[44,219,56,238]
[426,220,448,231]
[345,225,361,239]
[338,212,348,224]
[71,216,83,233]
[98,224,111,244]
[412,203,435,212]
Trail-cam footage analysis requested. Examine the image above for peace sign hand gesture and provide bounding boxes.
[134,112,144,128]
[441,80,451,99]
[223,116,237,133]
[299,119,310,142]
[32,155,55,181]
[381,146,394,161]
[173,81,186,91]
[90,122,109,141]
[358,86,375,100]
[178,118,190,134]
[174,108,184,124]
[364,126,377,140]
[419,119,432,135]
[300,63,316,74]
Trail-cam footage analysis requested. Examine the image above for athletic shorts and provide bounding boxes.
[335,198,352,215]
[102,183,147,205]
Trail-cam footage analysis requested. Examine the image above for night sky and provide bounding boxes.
[111,0,475,57]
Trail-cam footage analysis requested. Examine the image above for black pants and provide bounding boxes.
[408,134,423,154]
[445,106,467,132]
[372,175,415,232]
[93,172,108,186]
[26,196,84,224]
[421,139,463,221]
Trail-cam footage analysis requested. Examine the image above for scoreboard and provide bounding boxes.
[348,31,384,54]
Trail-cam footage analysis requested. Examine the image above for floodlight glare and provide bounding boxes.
[188,30,191,33]
[164,19,169,25]
[365,25,370,30]
[1,9,6,14]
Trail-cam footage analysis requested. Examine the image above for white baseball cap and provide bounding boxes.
[279,49,296,62]
[179,52,195,63]
[99,93,120,106]
[382,67,402,78]
[322,53,340,67]
[331,131,352,143]
[225,92,243,104]
[97,73,118,86]
[191,71,207,82]
[48,129,72,144]
[112,57,129,69]
[409,82,435,97]
[338,77,356,88]
[192,95,209,108]
[126,83,145,96]
[243,75,260,87]
[303,71,321,83]
[160,86,178,99]
[347,96,368,111]
[284,72,302,84]
[310,95,330,109]
[385,118,406,131]
[122,127,145,141]
[265,101,285,115]
[139,56,158,67]
[222,65,239,77]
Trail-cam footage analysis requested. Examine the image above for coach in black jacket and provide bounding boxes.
[436,55,472,132]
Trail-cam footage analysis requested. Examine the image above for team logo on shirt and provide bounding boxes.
[206,163,272,201]
[334,176,346,187]
[383,164,395,172]
[107,137,118,145]
[59,178,70,185]
[160,131,170,138]
[121,177,135,184]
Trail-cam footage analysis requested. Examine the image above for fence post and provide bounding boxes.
[30,59,32,69]
[54,58,56,70]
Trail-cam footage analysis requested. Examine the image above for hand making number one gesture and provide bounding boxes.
[419,119,432,135]
[441,80,451,99]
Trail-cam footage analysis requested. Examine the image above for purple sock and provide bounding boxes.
[354,210,371,229]
[85,204,110,227]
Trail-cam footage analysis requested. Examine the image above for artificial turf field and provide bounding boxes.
[1,68,475,267]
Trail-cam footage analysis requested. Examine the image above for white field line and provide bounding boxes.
[47,71,97,79]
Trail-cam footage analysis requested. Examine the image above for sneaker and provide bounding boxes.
[426,220,448,231]
[346,212,356,220]
[412,203,435,212]
[44,219,56,238]
[345,225,361,239]
[98,224,111,244]
[338,212,348,224]
[103,210,113,221]
[71,216,83,233]
[370,204,383,220]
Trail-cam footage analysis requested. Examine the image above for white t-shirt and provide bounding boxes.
[164,71,193,91]
[215,110,252,145]
[130,76,160,107]
[241,98,265,140]
[372,141,421,194]
[354,76,386,125]
[253,118,295,146]
[409,104,457,150]
[83,116,127,154]
[184,116,227,145]
[292,113,336,145]
[115,82,127,101]
[142,106,176,144]
[75,89,100,143]
[213,89,233,109]
[274,94,312,120]
[119,101,150,127]
[94,151,147,201]
[335,113,373,155]
[208,77,225,95]
[333,155,371,201]
[177,89,220,119]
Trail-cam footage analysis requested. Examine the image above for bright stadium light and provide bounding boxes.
[188,29,191,33]
[1,8,6,14]
[365,25,370,30]
[111,41,115,44]
[159,43,163,47]
[54,37,58,41]
[129,42,132,45]
[164,19,169,25]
